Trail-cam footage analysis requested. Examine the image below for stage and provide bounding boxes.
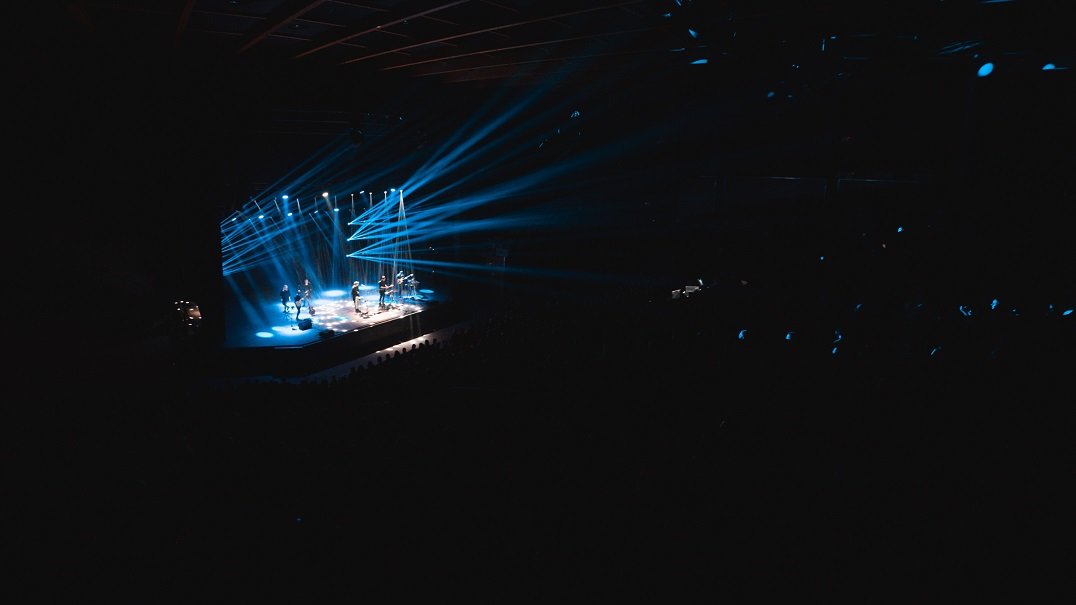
[216,282,463,379]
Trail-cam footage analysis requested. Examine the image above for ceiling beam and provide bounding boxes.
[293,0,474,59]
[239,0,329,54]
[339,0,647,66]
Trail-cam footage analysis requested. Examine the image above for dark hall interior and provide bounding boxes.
[19,1,1074,599]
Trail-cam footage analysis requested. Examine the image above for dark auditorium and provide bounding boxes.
[23,1,1073,600]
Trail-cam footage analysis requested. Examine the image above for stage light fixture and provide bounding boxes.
[977,62,994,77]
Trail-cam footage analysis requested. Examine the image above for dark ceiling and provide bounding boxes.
[49,1,1071,160]
[56,1,1071,99]
[61,1,1067,80]
[39,1,1073,214]
[60,0,704,92]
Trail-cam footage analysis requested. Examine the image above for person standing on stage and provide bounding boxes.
[302,278,315,315]
[378,275,389,309]
[395,271,406,303]
[293,287,304,321]
[280,284,290,313]
[351,281,362,312]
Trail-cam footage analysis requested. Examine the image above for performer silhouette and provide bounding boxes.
[302,278,314,315]
[378,275,390,309]
[294,288,304,321]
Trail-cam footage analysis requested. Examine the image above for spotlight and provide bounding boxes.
[977,62,994,77]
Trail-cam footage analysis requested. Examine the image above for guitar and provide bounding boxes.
[396,273,414,285]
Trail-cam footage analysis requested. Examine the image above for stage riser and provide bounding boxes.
[221,302,459,378]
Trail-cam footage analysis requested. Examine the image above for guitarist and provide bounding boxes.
[293,287,304,321]
[395,271,413,302]
[302,278,315,315]
[378,275,391,309]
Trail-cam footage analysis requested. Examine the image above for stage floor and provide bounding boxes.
[222,284,449,350]
[214,283,463,379]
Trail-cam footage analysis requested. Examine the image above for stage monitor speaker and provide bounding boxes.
[298,318,313,330]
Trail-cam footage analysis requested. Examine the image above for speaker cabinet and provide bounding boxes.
[298,318,313,330]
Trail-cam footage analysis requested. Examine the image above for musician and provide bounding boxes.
[378,275,390,308]
[395,271,406,302]
[302,278,315,315]
[293,287,304,321]
[351,281,362,312]
[280,284,290,313]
